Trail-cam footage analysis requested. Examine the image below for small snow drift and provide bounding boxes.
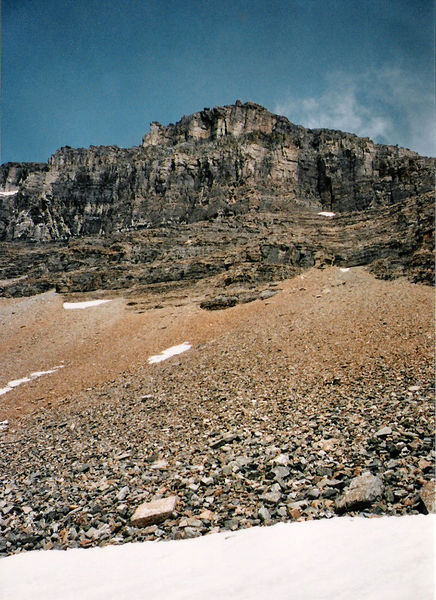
[318,211,336,217]
[0,365,64,396]
[340,267,351,272]
[63,299,111,310]
[1,515,433,600]
[6,377,32,388]
[148,342,192,364]
[0,189,19,196]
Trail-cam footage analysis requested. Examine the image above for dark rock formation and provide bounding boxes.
[0,101,434,296]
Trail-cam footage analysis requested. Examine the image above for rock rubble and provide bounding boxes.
[0,267,433,557]
[0,330,433,555]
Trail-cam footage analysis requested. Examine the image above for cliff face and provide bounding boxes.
[0,101,434,296]
[1,101,433,242]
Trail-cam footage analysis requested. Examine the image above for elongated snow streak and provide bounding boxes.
[30,369,59,378]
[148,342,192,364]
[340,267,350,272]
[7,377,32,388]
[0,365,64,396]
[318,211,336,217]
[0,190,19,196]
[63,299,111,310]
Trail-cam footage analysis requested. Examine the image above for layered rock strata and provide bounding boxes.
[0,102,434,296]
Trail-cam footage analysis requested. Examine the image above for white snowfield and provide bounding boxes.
[0,189,19,196]
[1,515,434,600]
[318,211,336,217]
[63,299,111,310]
[148,342,192,364]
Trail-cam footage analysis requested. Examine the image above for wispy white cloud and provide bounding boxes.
[275,67,435,157]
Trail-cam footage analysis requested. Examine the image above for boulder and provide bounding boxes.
[131,496,178,527]
[335,473,384,513]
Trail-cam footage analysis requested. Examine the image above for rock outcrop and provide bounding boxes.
[0,101,434,296]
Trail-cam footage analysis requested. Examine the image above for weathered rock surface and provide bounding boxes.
[131,496,178,527]
[0,101,434,296]
[419,481,435,514]
[335,473,384,513]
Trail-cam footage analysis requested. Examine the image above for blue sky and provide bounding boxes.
[2,0,434,164]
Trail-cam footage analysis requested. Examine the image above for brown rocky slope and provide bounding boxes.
[0,267,434,555]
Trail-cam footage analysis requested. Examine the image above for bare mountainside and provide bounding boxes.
[0,101,434,298]
[0,267,434,555]
[0,103,434,557]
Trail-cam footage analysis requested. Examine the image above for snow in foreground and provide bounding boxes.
[1,515,434,600]
[148,342,192,364]
[63,299,111,310]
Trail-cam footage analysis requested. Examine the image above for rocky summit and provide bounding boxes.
[0,101,434,298]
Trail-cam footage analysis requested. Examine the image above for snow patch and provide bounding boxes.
[0,515,433,600]
[63,299,111,310]
[318,211,336,217]
[0,365,64,395]
[30,369,59,378]
[148,342,192,364]
[340,267,351,272]
[7,377,32,388]
[0,189,19,196]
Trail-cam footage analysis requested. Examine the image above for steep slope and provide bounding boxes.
[0,101,434,296]
[0,268,434,554]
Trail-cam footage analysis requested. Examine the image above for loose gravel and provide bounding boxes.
[0,268,434,555]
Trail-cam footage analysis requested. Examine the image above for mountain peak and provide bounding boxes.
[142,101,283,146]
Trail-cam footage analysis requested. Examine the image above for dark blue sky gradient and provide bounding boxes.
[2,0,434,163]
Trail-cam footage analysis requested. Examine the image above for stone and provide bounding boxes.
[258,506,271,522]
[272,454,290,466]
[116,452,132,461]
[261,491,282,504]
[335,473,384,513]
[150,459,169,470]
[210,433,240,449]
[131,496,178,527]
[224,519,239,531]
[321,439,338,451]
[186,518,203,528]
[374,426,392,438]
[419,481,435,514]
[418,459,433,473]
[183,527,199,539]
[200,296,238,311]
[288,507,302,520]
[116,486,129,501]
[272,466,290,480]
[307,488,320,499]
[199,509,214,522]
